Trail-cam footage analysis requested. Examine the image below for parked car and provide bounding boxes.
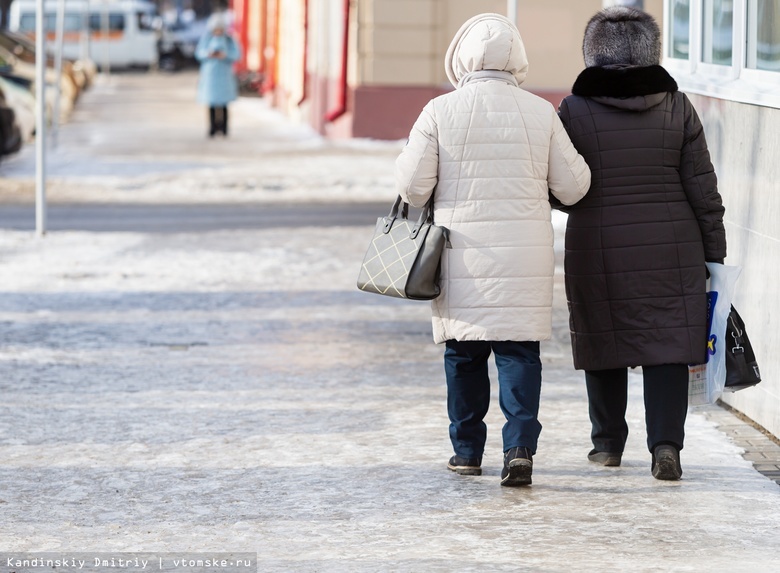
[0,29,97,92]
[9,0,160,71]
[0,75,35,142]
[0,42,77,122]
[0,87,22,158]
[158,17,207,71]
[0,17,98,159]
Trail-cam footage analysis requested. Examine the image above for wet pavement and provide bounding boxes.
[1,71,779,572]
[0,202,389,232]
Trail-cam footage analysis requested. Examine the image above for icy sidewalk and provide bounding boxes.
[0,69,778,571]
[0,72,402,205]
[1,227,779,572]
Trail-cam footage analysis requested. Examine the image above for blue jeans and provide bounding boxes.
[444,340,543,458]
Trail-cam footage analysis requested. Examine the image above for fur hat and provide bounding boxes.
[582,7,661,68]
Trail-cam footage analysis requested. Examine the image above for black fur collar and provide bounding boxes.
[572,65,678,98]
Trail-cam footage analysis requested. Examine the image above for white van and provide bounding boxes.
[8,0,159,69]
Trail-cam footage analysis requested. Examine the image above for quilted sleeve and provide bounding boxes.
[547,105,591,207]
[680,95,727,261]
[394,102,439,208]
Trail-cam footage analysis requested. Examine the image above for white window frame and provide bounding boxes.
[663,0,780,109]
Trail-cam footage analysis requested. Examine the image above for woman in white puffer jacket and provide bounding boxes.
[396,13,590,486]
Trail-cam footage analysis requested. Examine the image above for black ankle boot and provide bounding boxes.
[501,446,533,486]
[651,444,682,480]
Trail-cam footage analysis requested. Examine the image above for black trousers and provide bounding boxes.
[209,106,228,134]
[585,364,689,453]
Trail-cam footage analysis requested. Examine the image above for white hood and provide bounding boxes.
[445,13,529,88]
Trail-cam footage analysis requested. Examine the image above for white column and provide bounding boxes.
[101,2,110,74]
[81,0,91,62]
[52,0,66,148]
[507,0,518,25]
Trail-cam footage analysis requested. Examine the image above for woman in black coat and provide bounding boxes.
[556,7,726,480]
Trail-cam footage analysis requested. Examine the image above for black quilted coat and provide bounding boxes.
[557,65,726,371]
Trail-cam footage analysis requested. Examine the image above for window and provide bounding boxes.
[137,12,157,32]
[89,13,126,32]
[670,0,691,59]
[19,13,93,33]
[665,0,780,108]
[702,0,734,65]
[748,0,780,70]
[19,13,35,32]
[65,14,84,32]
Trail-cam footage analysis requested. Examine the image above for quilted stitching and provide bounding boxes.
[559,91,726,370]
[395,80,590,343]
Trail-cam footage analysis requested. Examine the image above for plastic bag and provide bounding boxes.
[688,263,742,406]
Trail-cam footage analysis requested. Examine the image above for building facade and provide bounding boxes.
[231,0,662,139]
[662,0,780,438]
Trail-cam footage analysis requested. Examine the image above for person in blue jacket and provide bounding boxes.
[195,13,241,137]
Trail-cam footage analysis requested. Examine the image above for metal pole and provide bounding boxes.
[52,0,66,148]
[507,0,518,25]
[81,0,90,62]
[35,0,47,236]
[102,3,110,75]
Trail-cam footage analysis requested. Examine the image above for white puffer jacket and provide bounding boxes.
[395,13,591,344]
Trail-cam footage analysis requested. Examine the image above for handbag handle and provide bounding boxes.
[383,196,409,233]
[410,197,434,239]
[729,311,745,354]
[383,195,434,235]
[388,195,410,220]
